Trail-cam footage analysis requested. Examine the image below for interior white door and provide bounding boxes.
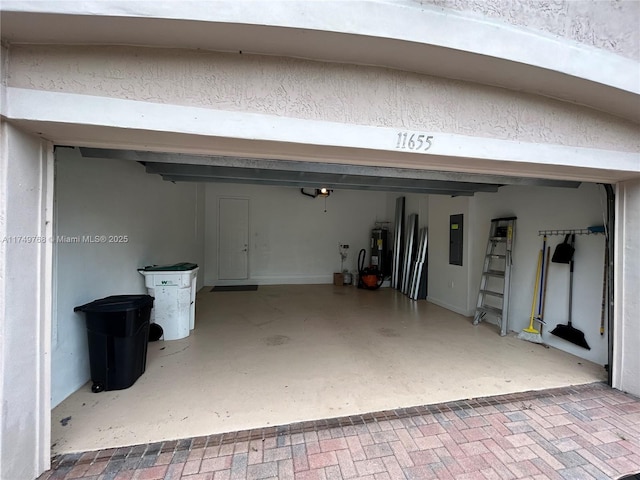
[218,197,249,280]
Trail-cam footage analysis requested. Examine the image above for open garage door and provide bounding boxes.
[48,145,615,454]
[79,148,582,195]
[2,3,638,478]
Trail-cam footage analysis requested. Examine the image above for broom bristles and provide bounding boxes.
[517,330,544,344]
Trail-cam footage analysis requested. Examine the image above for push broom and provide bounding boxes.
[517,249,544,344]
[550,234,591,350]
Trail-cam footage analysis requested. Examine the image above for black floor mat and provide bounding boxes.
[211,285,258,292]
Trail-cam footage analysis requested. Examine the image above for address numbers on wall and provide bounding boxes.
[395,132,434,151]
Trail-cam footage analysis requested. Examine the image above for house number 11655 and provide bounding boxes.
[395,132,434,151]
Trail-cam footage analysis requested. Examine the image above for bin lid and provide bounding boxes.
[138,262,198,272]
[74,294,154,313]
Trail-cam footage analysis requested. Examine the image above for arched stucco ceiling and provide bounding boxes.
[1,1,639,123]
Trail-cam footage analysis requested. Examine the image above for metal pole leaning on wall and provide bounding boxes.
[604,184,615,387]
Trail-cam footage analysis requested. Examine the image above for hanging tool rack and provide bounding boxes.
[536,227,607,350]
[538,228,605,237]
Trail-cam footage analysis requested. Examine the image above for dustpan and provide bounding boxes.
[552,234,574,264]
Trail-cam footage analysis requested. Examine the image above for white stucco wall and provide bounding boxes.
[8,45,640,153]
[0,121,52,480]
[52,148,205,407]
[614,179,640,395]
[425,0,640,62]
[6,0,638,63]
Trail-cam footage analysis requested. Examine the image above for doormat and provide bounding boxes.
[211,285,258,292]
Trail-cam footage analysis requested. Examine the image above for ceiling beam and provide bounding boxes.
[158,174,477,196]
[143,162,501,194]
[79,147,582,189]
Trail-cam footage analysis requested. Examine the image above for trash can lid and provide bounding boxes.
[74,294,154,313]
[138,262,198,272]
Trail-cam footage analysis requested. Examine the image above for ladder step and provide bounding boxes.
[476,217,515,336]
[477,305,503,316]
[484,270,505,277]
[480,289,504,298]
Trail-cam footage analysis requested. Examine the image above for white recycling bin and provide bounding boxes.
[138,263,199,341]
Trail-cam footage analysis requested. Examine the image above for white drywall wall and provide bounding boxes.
[428,183,609,365]
[384,193,429,248]
[472,184,608,365]
[204,184,390,285]
[427,195,471,316]
[52,148,205,407]
[402,194,430,229]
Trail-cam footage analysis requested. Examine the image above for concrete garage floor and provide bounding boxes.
[51,285,606,455]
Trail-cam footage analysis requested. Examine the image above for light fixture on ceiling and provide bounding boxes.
[300,187,333,199]
[300,187,333,213]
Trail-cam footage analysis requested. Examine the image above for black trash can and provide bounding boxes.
[74,295,154,393]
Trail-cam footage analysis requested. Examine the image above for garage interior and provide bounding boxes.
[50,146,610,456]
[1,4,638,479]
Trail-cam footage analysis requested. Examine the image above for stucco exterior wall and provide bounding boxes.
[0,4,638,480]
[0,121,52,480]
[614,179,640,396]
[8,45,640,153]
[423,0,640,62]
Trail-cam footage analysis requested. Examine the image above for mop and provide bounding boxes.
[517,249,544,344]
[537,245,551,327]
[535,236,548,325]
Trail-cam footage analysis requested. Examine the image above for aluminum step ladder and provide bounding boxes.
[473,217,516,336]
